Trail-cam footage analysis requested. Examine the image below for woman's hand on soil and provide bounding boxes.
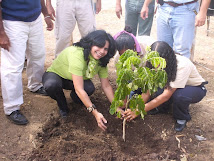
[93,110,107,131]
[124,109,139,121]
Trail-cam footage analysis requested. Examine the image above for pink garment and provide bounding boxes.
[113,30,141,53]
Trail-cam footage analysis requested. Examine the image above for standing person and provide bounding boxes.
[0,0,53,125]
[46,0,101,58]
[141,0,211,58]
[42,30,116,131]
[123,41,208,132]
[115,0,155,36]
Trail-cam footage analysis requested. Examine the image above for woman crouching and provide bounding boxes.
[123,41,207,132]
[42,30,116,131]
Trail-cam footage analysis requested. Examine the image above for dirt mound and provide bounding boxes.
[1,1,214,160]
[28,80,209,161]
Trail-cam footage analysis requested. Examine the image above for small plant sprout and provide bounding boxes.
[110,48,167,141]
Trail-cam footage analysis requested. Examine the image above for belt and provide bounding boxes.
[200,81,208,87]
[164,0,197,7]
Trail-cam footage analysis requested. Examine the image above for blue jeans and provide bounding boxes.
[125,0,155,36]
[156,2,199,58]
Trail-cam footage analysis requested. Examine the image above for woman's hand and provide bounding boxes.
[124,109,139,121]
[92,110,107,131]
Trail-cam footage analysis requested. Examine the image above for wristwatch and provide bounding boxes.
[87,104,96,113]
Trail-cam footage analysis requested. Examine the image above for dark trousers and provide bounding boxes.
[42,72,95,111]
[153,85,207,121]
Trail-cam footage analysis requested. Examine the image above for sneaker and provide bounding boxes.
[174,120,187,132]
[32,87,48,96]
[6,110,29,125]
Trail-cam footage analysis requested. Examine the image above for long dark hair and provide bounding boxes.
[150,41,177,87]
[73,30,116,67]
[115,26,135,52]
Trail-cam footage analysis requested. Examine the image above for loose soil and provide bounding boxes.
[0,1,214,160]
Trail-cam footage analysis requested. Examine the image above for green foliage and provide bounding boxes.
[110,49,167,119]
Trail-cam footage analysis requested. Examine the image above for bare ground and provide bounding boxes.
[0,1,214,160]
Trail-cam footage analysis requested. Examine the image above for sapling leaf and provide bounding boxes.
[109,107,116,115]
[133,85,138,91]
[117,111,122,118]
[127,82,132,89]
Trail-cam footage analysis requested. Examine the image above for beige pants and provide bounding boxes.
[55,0,96,57]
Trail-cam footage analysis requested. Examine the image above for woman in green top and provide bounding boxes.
[42,30,116,131]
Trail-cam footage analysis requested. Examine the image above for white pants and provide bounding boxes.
[1,15,45,115]
[55,0,96,57]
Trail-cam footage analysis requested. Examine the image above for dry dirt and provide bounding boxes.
[0,1,214,160]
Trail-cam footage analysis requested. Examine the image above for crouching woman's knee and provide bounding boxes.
[42,72,63,95]
[84,79,95,96]
[172,91,192,105]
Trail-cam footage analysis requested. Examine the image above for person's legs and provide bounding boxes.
[1,20,28,115]
[42,72,69,113]
[172,85,207,121]
[138,13,154,36]
[157,4,174,48]
[125,0,139,36]
[26,15,45,92]
[55,0,77,57]
[172,85,206,131]
[137,0,155,36]
[171,3,198,58]
[1,20,29,124]
[70,79,95,104]
[76,0,96,38]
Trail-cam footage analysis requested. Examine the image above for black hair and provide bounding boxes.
[150,41,177,87]
[115,26,135,52]
[73,30,116,67]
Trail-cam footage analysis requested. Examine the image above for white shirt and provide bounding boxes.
[170,54,205,88]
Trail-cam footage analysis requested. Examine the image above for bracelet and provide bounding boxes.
[44,15,51,19]
[87,104,96,113]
